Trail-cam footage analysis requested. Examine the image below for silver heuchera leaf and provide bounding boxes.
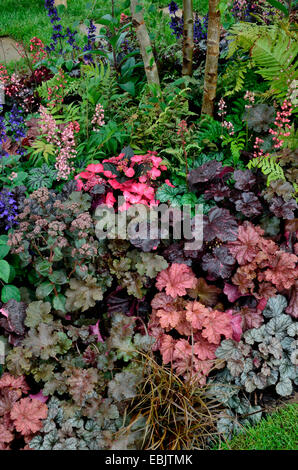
[276,377,293,396]
[265,315,292,338]
[279,358,296,379]
[263,295,287,318]
[227,358,245,377]
[246,405,262,425]
[28,435,43,450]
[267,368,278,386]
[258,342,269,356]
[244,372,257,392]
[281,336,294,351]
[244,325,266,344]
[217,410,242,439]
[287,323,298,338]
[243,357,254,373]
[261,363,271,376]
[290,350,298,366]
[216,339,239,360]
[42,430,59,450]
[253,373,268,389]
[268,337,283,360]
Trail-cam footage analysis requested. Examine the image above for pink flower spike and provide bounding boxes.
[89,320,104,343]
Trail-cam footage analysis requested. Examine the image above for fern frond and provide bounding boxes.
[248,154,286,185]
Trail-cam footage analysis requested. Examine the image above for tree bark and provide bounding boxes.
[182,0,194,77]
[130,0,160,87]
[201,0,221,116]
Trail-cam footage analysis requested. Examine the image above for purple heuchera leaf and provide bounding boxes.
[0,299,26,336]
[224,283,243,302]
[234,170,256,191]
[204,182,231,201]
[286,281,298,318]
[228,311,242,342]
[270,196,297,220]
[203,207,238,242]
[235,192,262,217]
[202,246,236,279]
[189,161,224,186]
[188,161,233,191]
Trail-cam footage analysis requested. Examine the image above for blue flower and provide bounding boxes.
[168,2,179,15]
[9,105,26,142]
[0,189,18,230]
[83,20,97,64]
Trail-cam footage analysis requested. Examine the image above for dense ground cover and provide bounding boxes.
[0,0,297,451]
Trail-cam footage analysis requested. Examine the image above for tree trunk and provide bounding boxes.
[182,0,194,77]
[130,0,160,87]
[54,0,67,7]
[201,0,221,116]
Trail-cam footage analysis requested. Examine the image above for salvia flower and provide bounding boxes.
[8,105,26,142]
[44,0,65,53]
[168,1,179,15]
[0,189,18,230]
[83,20,96,64]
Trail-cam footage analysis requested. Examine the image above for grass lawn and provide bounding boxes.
[217,404,298,450]
[0,0,102,47]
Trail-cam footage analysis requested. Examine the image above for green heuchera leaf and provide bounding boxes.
[65,276,103,312]
[56,332,72,354]
[25,301,53,328]
[135,253,168,278]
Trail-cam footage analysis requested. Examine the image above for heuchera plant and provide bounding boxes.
[149,263,242,385]
[0,373,48,450]
[228,221,298,306]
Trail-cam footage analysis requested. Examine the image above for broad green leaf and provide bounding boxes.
[1,285,21,303]
[0,245,10,260]
[36,282,54,300]
[0,260,10,283]
[53,294,66,313]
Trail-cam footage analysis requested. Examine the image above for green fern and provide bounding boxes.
[248,154,286,186]
[227,22,298,101]
[223,60,251,97]
[196,117,223,148]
